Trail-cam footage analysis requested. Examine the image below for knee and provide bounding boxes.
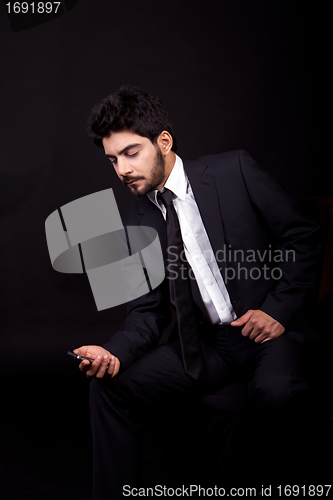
[89,377,134,421]
[89,372,140,408]
[250,375,309,412]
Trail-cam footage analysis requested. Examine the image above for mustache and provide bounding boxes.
[123,176,144,184]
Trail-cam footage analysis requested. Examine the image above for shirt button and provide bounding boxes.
[196,256,201,261]
[220,306,225,311]
[207,281,213,286]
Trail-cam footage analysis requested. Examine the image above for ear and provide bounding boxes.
[157,131,173,156]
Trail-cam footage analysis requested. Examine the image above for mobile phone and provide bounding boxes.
[67,351,95,363]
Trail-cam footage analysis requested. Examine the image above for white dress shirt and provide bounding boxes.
[147,155,237,325]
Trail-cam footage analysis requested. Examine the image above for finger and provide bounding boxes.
[74,346,88,356]
[106,355,116,377]
[111,358,121,378]
[231,310,253,327]
[241,325,252,337]
[248,322,265,340]
[78,359,91,373]
[258,325,284,343]
[95,355,110,379]
[253,322,276,342]
[241,317,258,337]
[86,355,103,378]
[253,331,269,343]
[113,358,120,377]
[244,314,266,339]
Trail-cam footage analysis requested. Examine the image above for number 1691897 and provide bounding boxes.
[5,2,61,14]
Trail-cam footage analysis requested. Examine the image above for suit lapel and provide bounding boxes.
[185,160,226,259]
[135,196,168,258]
[184,161,231,311]
[136,160,227,270]
[134,160,233,313]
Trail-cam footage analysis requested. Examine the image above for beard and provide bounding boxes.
[124,147,166,197]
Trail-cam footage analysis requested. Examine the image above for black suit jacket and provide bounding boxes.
[103,150,322,370]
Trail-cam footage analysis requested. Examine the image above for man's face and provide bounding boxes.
[102,130,166,196]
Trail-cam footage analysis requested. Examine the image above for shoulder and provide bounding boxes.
[184,149,256,179]
[198,149,253,169]
[199,149,244,163]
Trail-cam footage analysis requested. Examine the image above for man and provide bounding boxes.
[74,87,322,497]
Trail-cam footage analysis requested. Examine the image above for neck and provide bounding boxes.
[162,151,176,186]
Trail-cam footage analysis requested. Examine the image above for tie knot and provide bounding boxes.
[157,188,174,207]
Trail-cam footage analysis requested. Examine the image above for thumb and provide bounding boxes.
[230,310,253,326]
[73,346,88,356]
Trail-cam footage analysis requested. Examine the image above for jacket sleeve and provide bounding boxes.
[102,280,171,370]
[101,200,171,370]
[238,150,322,328]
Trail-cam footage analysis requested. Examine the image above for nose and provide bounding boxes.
[116,158,133,178]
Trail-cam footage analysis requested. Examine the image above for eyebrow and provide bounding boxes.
[105,143,141,159]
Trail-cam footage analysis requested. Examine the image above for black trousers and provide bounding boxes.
[89,326,311,499]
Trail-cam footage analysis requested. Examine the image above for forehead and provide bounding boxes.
[102,130,151,155]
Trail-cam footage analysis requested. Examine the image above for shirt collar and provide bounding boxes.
[147,154,187,207]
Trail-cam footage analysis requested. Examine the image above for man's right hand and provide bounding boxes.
[73,345,120,379]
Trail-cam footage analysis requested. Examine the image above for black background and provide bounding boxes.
[0,1,329,498]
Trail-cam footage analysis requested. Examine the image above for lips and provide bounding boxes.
[124,178,141,186]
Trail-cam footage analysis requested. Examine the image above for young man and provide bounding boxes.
[74,87,322,498]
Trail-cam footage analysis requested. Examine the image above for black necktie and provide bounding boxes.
[158,189,204,380]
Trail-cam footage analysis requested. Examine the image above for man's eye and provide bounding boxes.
[127,152,138,157]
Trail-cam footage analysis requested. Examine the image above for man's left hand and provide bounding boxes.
[231,309,285,343]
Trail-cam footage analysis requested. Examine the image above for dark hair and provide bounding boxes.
[87,86,177,152]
